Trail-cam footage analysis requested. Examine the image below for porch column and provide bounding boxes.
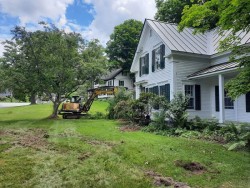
[218,74,225,123]
[135,85,140,99]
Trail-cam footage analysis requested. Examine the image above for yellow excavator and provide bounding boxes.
[59,86,118,119]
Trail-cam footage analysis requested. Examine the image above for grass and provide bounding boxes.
[0,101,250,187]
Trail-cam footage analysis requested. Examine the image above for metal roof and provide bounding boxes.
[147,19,208,54]
[101,68,123,81]
[187,62,239,79]
[147,19,250,55]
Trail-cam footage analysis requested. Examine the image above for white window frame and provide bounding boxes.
[154,46,161,70]
[224,91,234,109]
[119,80,124,87]
[184,85,195,109]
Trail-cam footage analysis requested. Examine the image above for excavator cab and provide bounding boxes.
[59,86,118,119]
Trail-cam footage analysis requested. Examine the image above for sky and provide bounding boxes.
[0,0,157,56]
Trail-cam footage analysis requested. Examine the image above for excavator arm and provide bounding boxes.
[82,86,118,112]
[59,86,118,119]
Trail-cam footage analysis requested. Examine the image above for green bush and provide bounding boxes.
[150,110,167,130]
[166,92,189,128]
[188,117,219,131]
[107,88,132,119]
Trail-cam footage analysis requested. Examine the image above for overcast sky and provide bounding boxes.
[0,0,157,56]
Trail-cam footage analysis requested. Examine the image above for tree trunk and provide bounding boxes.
[49,101,61,119]
[30,93,37,105]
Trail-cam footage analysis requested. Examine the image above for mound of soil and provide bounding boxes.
[78,152,92,161]
[145,170,190,188]
[175,160,206,174]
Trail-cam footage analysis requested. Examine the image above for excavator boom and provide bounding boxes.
[59,86,118,119]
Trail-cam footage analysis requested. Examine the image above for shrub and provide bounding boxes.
[188,117,219,131]
[150,110,167,130]
[107,88,132,119]
[113,100,133,120]
[166,92,189,128]
[87,112,106,119]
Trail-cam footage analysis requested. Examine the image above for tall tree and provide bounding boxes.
[178,0,250,98]
[106,19,143,71]
[1,23,104,118]
[154,0,199,24]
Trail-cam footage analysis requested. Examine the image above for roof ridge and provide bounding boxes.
[145,18,178,26]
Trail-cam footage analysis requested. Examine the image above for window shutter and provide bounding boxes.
[215,86,219,112]
[246,92,250,112]
[139,57,142,77]
[195,85,201,110]
[165,84,170,101]
[160,44,165,69]
[152,50,155,72]
[146,53,149,74]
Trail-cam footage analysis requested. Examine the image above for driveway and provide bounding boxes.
[0,103,30,108]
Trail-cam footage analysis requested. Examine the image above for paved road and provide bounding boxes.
[0,102,30,108]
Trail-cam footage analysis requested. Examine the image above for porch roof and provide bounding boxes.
[187,62,239,79]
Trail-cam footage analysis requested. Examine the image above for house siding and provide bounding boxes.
[131,19,250,123]
[113,73,134,90]
[134,24,173,99]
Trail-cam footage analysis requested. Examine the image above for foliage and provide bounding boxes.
[179,0,250,98]
[188,116,219,131]
[224,124,250,151]
[155,0,199,24]
[106,19,143,71]
[113,100,133,120]
[225,45,250,99]
[149,110,167,130]
[1,23,105,118]
[107,88,132,119]
[166,92,189,128]
[107,90,168,125]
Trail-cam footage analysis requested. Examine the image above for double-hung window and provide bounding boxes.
[139,53,149,76]
[119,80,124,87]
[185,85,195,109]
[224,91,234,109]
[152,44,165,72]
[184,85,201,110]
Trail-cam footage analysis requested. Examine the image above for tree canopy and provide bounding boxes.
[154,0,199,24]
[179,0,250,98]
[1,23,106,118]
[106,19,143,71]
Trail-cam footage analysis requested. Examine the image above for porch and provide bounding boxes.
[187,62,250,123]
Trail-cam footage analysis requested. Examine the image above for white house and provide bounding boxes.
[130,19,250,123]
[0,90,12,98]
[94,68,134,98]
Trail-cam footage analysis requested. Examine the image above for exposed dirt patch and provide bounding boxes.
[3,128,50,151]
[0,130,5,136]
[119,125,141,132]
[174,160,206,175]
[145,170,190,188]
[85,139,116,147]
[78,152,92,161]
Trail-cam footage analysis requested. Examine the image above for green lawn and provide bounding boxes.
[0,101,249,188]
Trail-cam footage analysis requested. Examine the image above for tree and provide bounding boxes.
[1,23,104,118]
[106,19,143,71]
[154,0,199,24]
[178,0,250,98]
[75,39,108,97]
